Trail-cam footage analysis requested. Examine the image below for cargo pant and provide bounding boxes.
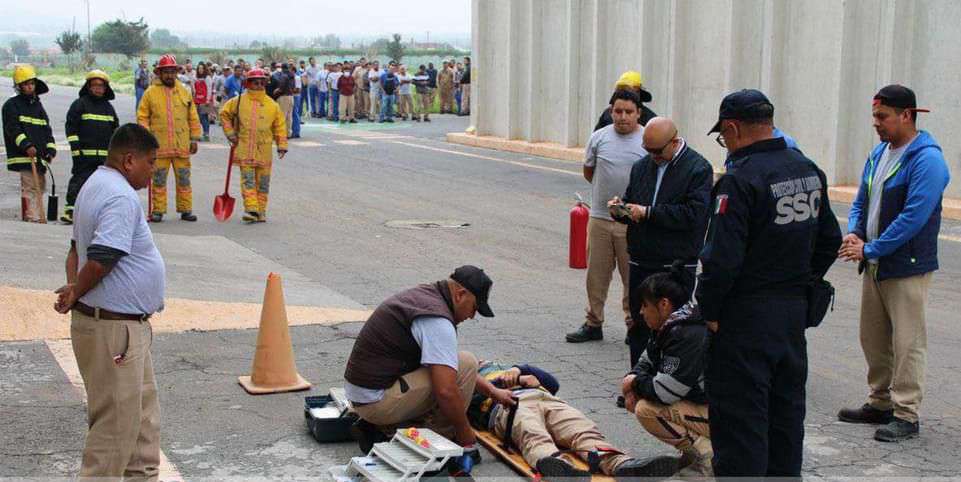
[240,165,271,215]
[440,86,454,113]
[20,170,47,222]
[634,399,713,475]
[369,90,381,119]
[417,90,432,120]
[151,157,192,214]
[492,390,632,475]
[71,310,160,481]
[353,351,477,440]
[355,90,368,118]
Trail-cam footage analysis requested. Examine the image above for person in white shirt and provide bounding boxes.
[367,61,382,122]
[316,63,329,119]
[396,65,414,121]
[327,62,343,121]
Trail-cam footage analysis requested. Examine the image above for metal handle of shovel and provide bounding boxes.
[46,162,58,222]
[223,145,235,194]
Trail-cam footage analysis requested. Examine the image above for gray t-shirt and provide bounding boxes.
[73,166,166,314]
[344,316,458,404]
[584,124,646,220]
[866,137,913,263]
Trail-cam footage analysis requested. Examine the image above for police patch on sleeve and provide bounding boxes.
[661,356,681,375]
[714,194,729,215]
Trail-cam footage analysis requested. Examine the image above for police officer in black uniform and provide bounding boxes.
[697,90,841,477]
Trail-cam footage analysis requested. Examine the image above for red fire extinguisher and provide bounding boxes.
[569,194,589,269]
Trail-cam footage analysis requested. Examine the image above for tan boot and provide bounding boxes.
[676,436,713,478]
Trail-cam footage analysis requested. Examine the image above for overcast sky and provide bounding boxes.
[6,0,470,39]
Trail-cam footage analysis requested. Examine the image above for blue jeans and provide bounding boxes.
[135,88,145,111]
[309,85,321,115]
[199,111,210,137]
[317,91,328,118]
[292,95,302,137]
[379,94,396,122]
[329,90,340,121]
[455,89,462,113]
[300,90,309,114]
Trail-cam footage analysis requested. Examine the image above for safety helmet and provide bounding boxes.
[13,64,37,85]
[615,71,643,89]
[80,69,115,100]
[245,68,268,81]
[86,69,111,83]
[154,54,179,73]
[613,70,652,103]
[12,64,49,95]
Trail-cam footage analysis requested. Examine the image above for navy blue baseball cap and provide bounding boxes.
[451,265,494,317]
[708,89,775,135]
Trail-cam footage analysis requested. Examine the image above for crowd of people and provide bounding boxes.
[2,51,951,480]
[134,55,473,140]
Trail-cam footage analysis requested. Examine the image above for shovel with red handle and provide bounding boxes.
[213,145,236,222]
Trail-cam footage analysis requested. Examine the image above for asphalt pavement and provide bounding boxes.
[2,85,961,480]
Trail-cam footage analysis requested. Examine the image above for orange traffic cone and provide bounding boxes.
[238,272,312,394]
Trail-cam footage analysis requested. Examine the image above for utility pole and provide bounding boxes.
[84,0,91,58]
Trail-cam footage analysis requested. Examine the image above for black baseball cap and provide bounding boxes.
[451,265,494,317]
[707,89,775,135]
[873,84,930,113]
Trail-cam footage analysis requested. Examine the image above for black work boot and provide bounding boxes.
[838,403,894,425]
[613,455,681,479]
[875,417,919,442]
[180,211,198,222]
[535,456,590,482]
[565,324,603,343]
[349,418,388,454]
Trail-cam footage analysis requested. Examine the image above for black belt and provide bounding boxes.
[74,302,151,321]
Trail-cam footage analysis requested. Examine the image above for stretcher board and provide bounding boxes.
[474,429,614,482]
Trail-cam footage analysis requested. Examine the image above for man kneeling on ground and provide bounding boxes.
[621,263,713,477]
[344,266,495,459]
[471,360,679,480]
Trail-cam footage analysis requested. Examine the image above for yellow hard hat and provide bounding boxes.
[85,69,111,83]
[615,71,643,89]
[13,64,37,85]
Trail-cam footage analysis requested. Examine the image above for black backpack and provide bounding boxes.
[382,75,397,95]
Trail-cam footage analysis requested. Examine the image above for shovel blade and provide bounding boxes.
[213,194,235,222]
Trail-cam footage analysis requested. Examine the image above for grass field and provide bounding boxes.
[0,67,136,95]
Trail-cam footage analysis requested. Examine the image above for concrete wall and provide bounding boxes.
[471,0,961,196]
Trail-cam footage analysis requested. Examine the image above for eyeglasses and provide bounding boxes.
[715,123,732,148]
[644,130,678,156]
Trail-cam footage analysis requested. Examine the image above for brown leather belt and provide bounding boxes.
[74,302,151,321]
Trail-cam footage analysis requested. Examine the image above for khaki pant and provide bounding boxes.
[356,90,368,117]
[71,310,160,481]
[353,351,478,440]
[339,93,355,121]
[370,90,381,119]
[493,390,631,475]
[20,170,47,222]
[461,84,471,114]
[277,95,293,135]
[585,217,631,327]
[151,157,191,214]
[860,271,932,422]
[417,90,432,119]
[439,85,454,113]
[398,94,414,118]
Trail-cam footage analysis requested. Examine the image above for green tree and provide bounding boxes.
[385,33,404,63]
[150,29,184,49]
[55,31,84,55]
[260,45,288,64]
[91,18,150,57]
[10,39,30,57]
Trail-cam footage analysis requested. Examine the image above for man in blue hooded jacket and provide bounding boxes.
[838,84,950,442]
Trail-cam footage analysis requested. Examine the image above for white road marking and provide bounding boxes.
[334,140,369,146]
[45,339,185,481]
[391,141,580,177]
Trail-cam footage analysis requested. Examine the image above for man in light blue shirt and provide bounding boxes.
[54,124,165,480]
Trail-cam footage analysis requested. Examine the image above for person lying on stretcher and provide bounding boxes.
[470,361,680,480]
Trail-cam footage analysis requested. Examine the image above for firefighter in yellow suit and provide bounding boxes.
[219,68,288,223]
[137,54,201,222]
